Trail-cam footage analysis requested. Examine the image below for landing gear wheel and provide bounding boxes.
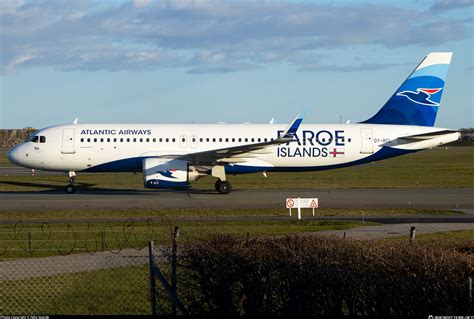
[65,184,75,194]
[216,180,232,194]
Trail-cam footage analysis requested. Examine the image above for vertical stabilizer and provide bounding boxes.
[361,52,452,126]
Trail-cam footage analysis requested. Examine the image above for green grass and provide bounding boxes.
[401,229,474,242]
[0,146,473,191]
[0,219,372,259]
[0,148,12,166]
[0,265,150,315]
[0,207,461,222]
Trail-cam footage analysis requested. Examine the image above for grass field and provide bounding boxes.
[1,146,473,191]
[0,207,461,222]
[0,219,373,259]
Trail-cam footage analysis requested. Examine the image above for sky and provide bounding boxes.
[0,0,473,129]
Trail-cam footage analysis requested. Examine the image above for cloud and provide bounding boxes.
[1,0,472,74]
[298,63,407,73]
[430,0,474,12]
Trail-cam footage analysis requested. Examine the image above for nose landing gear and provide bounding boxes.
[65,171,76,194]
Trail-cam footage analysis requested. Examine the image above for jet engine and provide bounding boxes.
[143,158,206,189]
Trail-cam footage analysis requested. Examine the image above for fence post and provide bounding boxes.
[171,226,180,316]
[149,241,157,317]
[409,226,416,244]
[28,231,32,251]
[467,277,472,313]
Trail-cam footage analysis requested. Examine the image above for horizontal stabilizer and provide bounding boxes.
[398,130,459,144]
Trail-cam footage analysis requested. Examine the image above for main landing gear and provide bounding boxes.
[212,165,232,194]
[215,179,232,194]
[65,171,76,194]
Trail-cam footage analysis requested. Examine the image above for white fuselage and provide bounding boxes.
[7,123,460,173]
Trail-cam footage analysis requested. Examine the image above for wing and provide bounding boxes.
[160,113,303,165]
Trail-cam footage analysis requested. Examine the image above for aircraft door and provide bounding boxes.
[360,128,374,154]
[61,128,76,154]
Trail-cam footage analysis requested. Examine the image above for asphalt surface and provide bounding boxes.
[0,166,63,176]
[0,188,473,212]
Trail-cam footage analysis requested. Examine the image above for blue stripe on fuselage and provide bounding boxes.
[83,146,415,174]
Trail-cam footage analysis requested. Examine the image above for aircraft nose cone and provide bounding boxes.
[7,146,20,165]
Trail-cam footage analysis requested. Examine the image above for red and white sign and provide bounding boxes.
[286,197,319,219]
[286,198,295,208]
[285,198,318,209]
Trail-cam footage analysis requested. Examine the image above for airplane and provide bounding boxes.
[7,52,460,194]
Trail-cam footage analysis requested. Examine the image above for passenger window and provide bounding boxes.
[192,138,196,142]
[264,138,267,142]
[114,138,117,142]
[94,138,97,143]
[245,138,248,142]
[182,138,185,142]
[172,138,176,142]
[152,138,156,142]
[232,138,235,142]
[127,138,130,142]
[146,138,149,142]
[107,138,110,142]
[81,138,84,142]
[140,138,143,142]
[199,138,203,142]
[133,138,137,142]
[166,138,169,142]
[251,138,255,142]
[225,138,229,142]
[120,138,123,142]
[206,138,210,142]
[348,138,352,142]
[87,138,91,142]
[219,138,222,142]
[100,138,104,142]
[238,138,242,142]
[212,138,216,142]
[258,138,261,142]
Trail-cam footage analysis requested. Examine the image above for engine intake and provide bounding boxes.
[143,158,206,189]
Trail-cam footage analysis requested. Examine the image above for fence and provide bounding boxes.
[0,219,172,315]
[1,220,473,315]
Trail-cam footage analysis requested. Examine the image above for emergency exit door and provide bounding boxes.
[360,128,374,154]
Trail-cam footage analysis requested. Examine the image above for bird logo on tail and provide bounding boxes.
[396,88,442,106]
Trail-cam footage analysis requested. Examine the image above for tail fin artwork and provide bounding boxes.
[362,52,452,126]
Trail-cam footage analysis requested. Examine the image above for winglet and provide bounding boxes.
[281,112,303,139]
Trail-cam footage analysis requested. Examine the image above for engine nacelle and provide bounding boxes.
[143,158,206,189]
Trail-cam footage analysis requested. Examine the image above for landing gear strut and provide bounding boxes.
[65,171,76,194]
[211,165,232,194]
[215,179,232,194]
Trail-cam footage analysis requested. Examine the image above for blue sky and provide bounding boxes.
[1,0,473,129]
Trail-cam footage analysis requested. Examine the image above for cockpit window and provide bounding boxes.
[29,135,46,143]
